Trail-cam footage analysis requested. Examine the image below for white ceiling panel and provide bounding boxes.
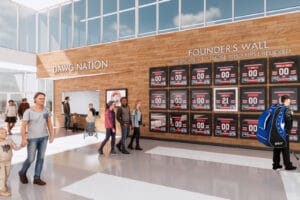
[11,0,72,10]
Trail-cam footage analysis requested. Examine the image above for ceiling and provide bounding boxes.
[11,0,71,10]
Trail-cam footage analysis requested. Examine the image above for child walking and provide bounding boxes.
[0,127,22,196]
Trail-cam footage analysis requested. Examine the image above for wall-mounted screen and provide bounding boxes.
[290,116,300,143]
[149,90,167,109]
[214,61,238,85]
[240,115,259,139]
[270,87,299,112]
[270,56,300,83]
[169,65,188,86]
[240,87,266,112]
[190,113,211,136]
[169,113,189,134]
[149,112,167,132]
[149,67,168,87]
[63,90,100,115]
[214,88,238,112]
[240,58,266,84]
[214,115,238,137]
[169,89,188,110]
[190,63,212,86]
[190,89,211,110]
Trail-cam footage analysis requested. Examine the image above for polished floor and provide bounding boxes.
[3,127,300,200]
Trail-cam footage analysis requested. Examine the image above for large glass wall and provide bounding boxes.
[0,0,299,53]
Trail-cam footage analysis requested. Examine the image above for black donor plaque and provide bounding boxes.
[214,61,238,85]
[191,89,211,110]
[290,116,300,142]
[169,89,188,110]
[150,67,168,87]
[270,56,300,83]
[270,87,299,112]
[190,113,211,136]
[169,65,188,86]
[214,115,238,137]
[240,87,266,111]
[169,113,189,134]
[190,63,212,86]
[240,115,259,139]
[150,90,167,109]
[150,112,167,132]
[214,88,238,112]
[240,58,266,84]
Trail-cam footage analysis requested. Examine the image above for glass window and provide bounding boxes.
[38,11,48,53]
[61,3,72,50]
[139,0,156,6]
[88,0,100,45]
[181,0,204,29]
[159,0,179,33]
[120,0,135,10]
[120,10,135,40]
[138,4,156,36]
[267,0,300,15]
[235,0,264,20]
[206,0,232,25]
[103,0,117,14]
[49,8,60,51]
[19,6,36,53]
[74,0,86,48]
[0,1,17,50]
[103,14,117,43]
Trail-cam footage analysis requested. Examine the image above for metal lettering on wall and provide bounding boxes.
[53,59,109,74]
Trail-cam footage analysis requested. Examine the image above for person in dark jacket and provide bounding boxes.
[62,96,71,130]
[98,101,116,155]
[272,95,297,170]
[18,98,30,120]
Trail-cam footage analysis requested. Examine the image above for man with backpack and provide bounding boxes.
[272,95,297,170]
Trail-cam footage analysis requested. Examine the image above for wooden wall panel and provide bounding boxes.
[38,13,300,150]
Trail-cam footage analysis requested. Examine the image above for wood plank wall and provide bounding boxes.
[37,12,300,150]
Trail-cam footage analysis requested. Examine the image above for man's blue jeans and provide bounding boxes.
[120,125,130,151]
[64,114,71,129]
[19,136,48,179]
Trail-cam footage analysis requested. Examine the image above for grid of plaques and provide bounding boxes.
[149,55,300,142]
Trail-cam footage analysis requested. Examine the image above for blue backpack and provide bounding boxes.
[257,104,287,148]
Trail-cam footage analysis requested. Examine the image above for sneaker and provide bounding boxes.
[0,191,11,197]
[98,149,103,155]
[33,179,46,186]
[135,146,143,150]
[285,165,297,170]
[272,165,283,170]
[122,150,130,154]
[18,172,28,184]
[110,149,116,154]
[127,145,133,150]
[116,143,121,152]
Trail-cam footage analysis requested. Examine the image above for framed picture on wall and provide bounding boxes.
[240,87,266,112]
[214,88,238,112]
[240,58,267,84]
[190,113,212,136]
[214,61,238,85]
[169,65,189,86]
[190,63,212,86]
[169,112,189,134]
[106,88,127,107]
[190,89,212,110]
[149,90,168,110]
[270,86,299,112]
[149,112,168,133]
[214,114,238,138]
[169,89,188,110]
[149,67,168,87]
[269,55,300,83]
[240,115,259,139]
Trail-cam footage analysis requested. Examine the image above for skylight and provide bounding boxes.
[11,0,71,10]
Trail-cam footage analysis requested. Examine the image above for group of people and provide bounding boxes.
[98,97,144,155]
[0,92,297,197]
[4,98,30,135]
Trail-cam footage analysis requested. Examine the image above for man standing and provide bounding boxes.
[272,95,297,170]
[116,97,131,154]
[18,92,54,185]
[63,96,71,130]
[18,98,30,120]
